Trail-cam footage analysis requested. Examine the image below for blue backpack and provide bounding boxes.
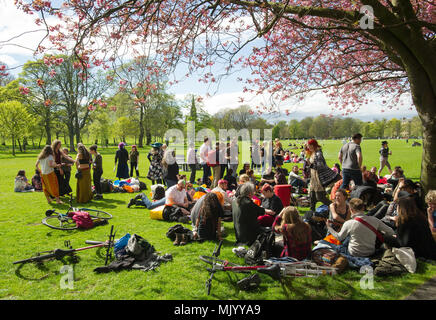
[315,204,329,219]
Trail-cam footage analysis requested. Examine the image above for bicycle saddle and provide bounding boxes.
[45,209,56,217]
[237,273,261,291]
[257,264,281,281]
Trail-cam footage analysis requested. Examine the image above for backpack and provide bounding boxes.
[349,185,383,208]
[303,211,327,242]
[166,224,192,241]
[315,204,329,219]
[139,181,148,191]
[68,211,94,229]
[162,205,185,222]
[244,231,275,265]
[100,178,114,193]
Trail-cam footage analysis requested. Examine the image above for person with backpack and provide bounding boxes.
[89,144,103,200]
[232,182,265,246]
[306,139,338,211]
[378,141,392,177]
[338,133,364,190]
[273,206,312,260]
[328,198,395,258]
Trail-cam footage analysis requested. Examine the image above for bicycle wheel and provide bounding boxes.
[42,215,78,230]
[78,208,112,220]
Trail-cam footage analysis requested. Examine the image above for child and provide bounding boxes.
[89,144,103,200]
[14,170,34,192]
[31,169,43,191]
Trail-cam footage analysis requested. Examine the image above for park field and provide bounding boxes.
[0,138,435,300]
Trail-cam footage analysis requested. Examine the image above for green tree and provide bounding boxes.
[0,100,33,155]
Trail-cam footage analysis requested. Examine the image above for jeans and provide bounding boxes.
[189,164,196,184]
[130,162,139,177]
[139,195,166,210]
[341,168,363,189]
[165,179,177,189]
[202,163,211,185]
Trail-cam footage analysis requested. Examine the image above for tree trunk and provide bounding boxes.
[138,105,145,148]
[68,126,76,152]
[45,121,52,146]
[12,134,15,156]
[17,138,22,152]
[145,128,152,146]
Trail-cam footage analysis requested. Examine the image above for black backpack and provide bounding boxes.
[244,231,275,265]
[166,224,192,241]
[303,211,327,242]
[100,178,113,193]
[139,181,148,191]
[349,185,383,208]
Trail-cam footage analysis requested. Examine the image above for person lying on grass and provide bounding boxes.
[273,206,312,261]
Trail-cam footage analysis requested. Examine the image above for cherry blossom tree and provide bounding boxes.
[11,0,436,191]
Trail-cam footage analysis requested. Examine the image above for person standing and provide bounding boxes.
[147,145,164,185]
[115,142,129,179]
[61,147,74,191]
[378,141,392,177]
[75,143,93,203]
[199,137,211,185]
[129,145,140,178]
[228,138,239,178]
[306,139,338,211]
[51,140,73,196]
[339,133,363,190]
[187,143,197,184]
[90,144,103,200]
[36,145,63,204]
[208,142,221,189]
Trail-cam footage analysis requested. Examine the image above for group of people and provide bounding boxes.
[30,141,104,204]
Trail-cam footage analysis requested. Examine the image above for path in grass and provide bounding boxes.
[1,138,435,300]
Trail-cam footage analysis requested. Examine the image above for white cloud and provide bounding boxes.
[0,54,18,66]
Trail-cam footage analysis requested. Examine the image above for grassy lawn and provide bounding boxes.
[1,138,435,300]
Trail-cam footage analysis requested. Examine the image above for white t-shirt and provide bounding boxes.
[165,185,187,206]
[39,155,54,175]
[187,147,197,165]
[199,143,210,164]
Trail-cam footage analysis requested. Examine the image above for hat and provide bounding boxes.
[218,179,228,185]
[151,142,163,148]
[381,141,388,145]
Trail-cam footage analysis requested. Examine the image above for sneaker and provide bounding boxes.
[127,198,135,208]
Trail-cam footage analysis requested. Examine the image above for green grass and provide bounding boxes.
[0,138,435,300]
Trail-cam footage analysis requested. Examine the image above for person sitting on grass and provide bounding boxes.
[192,192,224,241]
[232,182,265,246]
[327,189,351,232]
[233,173,250,198]
[386,166,406,190]
[273,206,312,260]
[288,165,307,189]
[212,179,233,210]
[239,162,251,176]
[31,169,43,192]
[426,190,436,242]
[165,180,192,216]
[224,168,237,191]
[246,169,258,186]
[14,170,34,192]
[328,198,395,258]
[384,196,436,261]
[258,183,284,227]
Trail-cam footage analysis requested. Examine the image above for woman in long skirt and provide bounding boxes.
[75,143,93,203]
[36,145,63,204]
[115,142,129,179]
[51,140,74,196]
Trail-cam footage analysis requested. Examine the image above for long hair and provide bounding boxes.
[199,192,224,224]
[396,196,425,227]
[280,206,310,243]
[51,139,62,155]
[38,145,53,160]
[77,143,90,161]
[306,139,321,158]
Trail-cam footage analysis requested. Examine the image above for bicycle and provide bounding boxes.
[13,225,116,265]
[42,195,112,230]
[199,241,337,295]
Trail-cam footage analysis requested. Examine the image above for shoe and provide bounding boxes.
[94,194,103,200]
[127,198,136,208]
[179,233,188,246]
[173,233,182,246]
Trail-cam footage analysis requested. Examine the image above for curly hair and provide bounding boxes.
[425,190,436,204]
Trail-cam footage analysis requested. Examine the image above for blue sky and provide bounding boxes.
[0,0,418,122]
